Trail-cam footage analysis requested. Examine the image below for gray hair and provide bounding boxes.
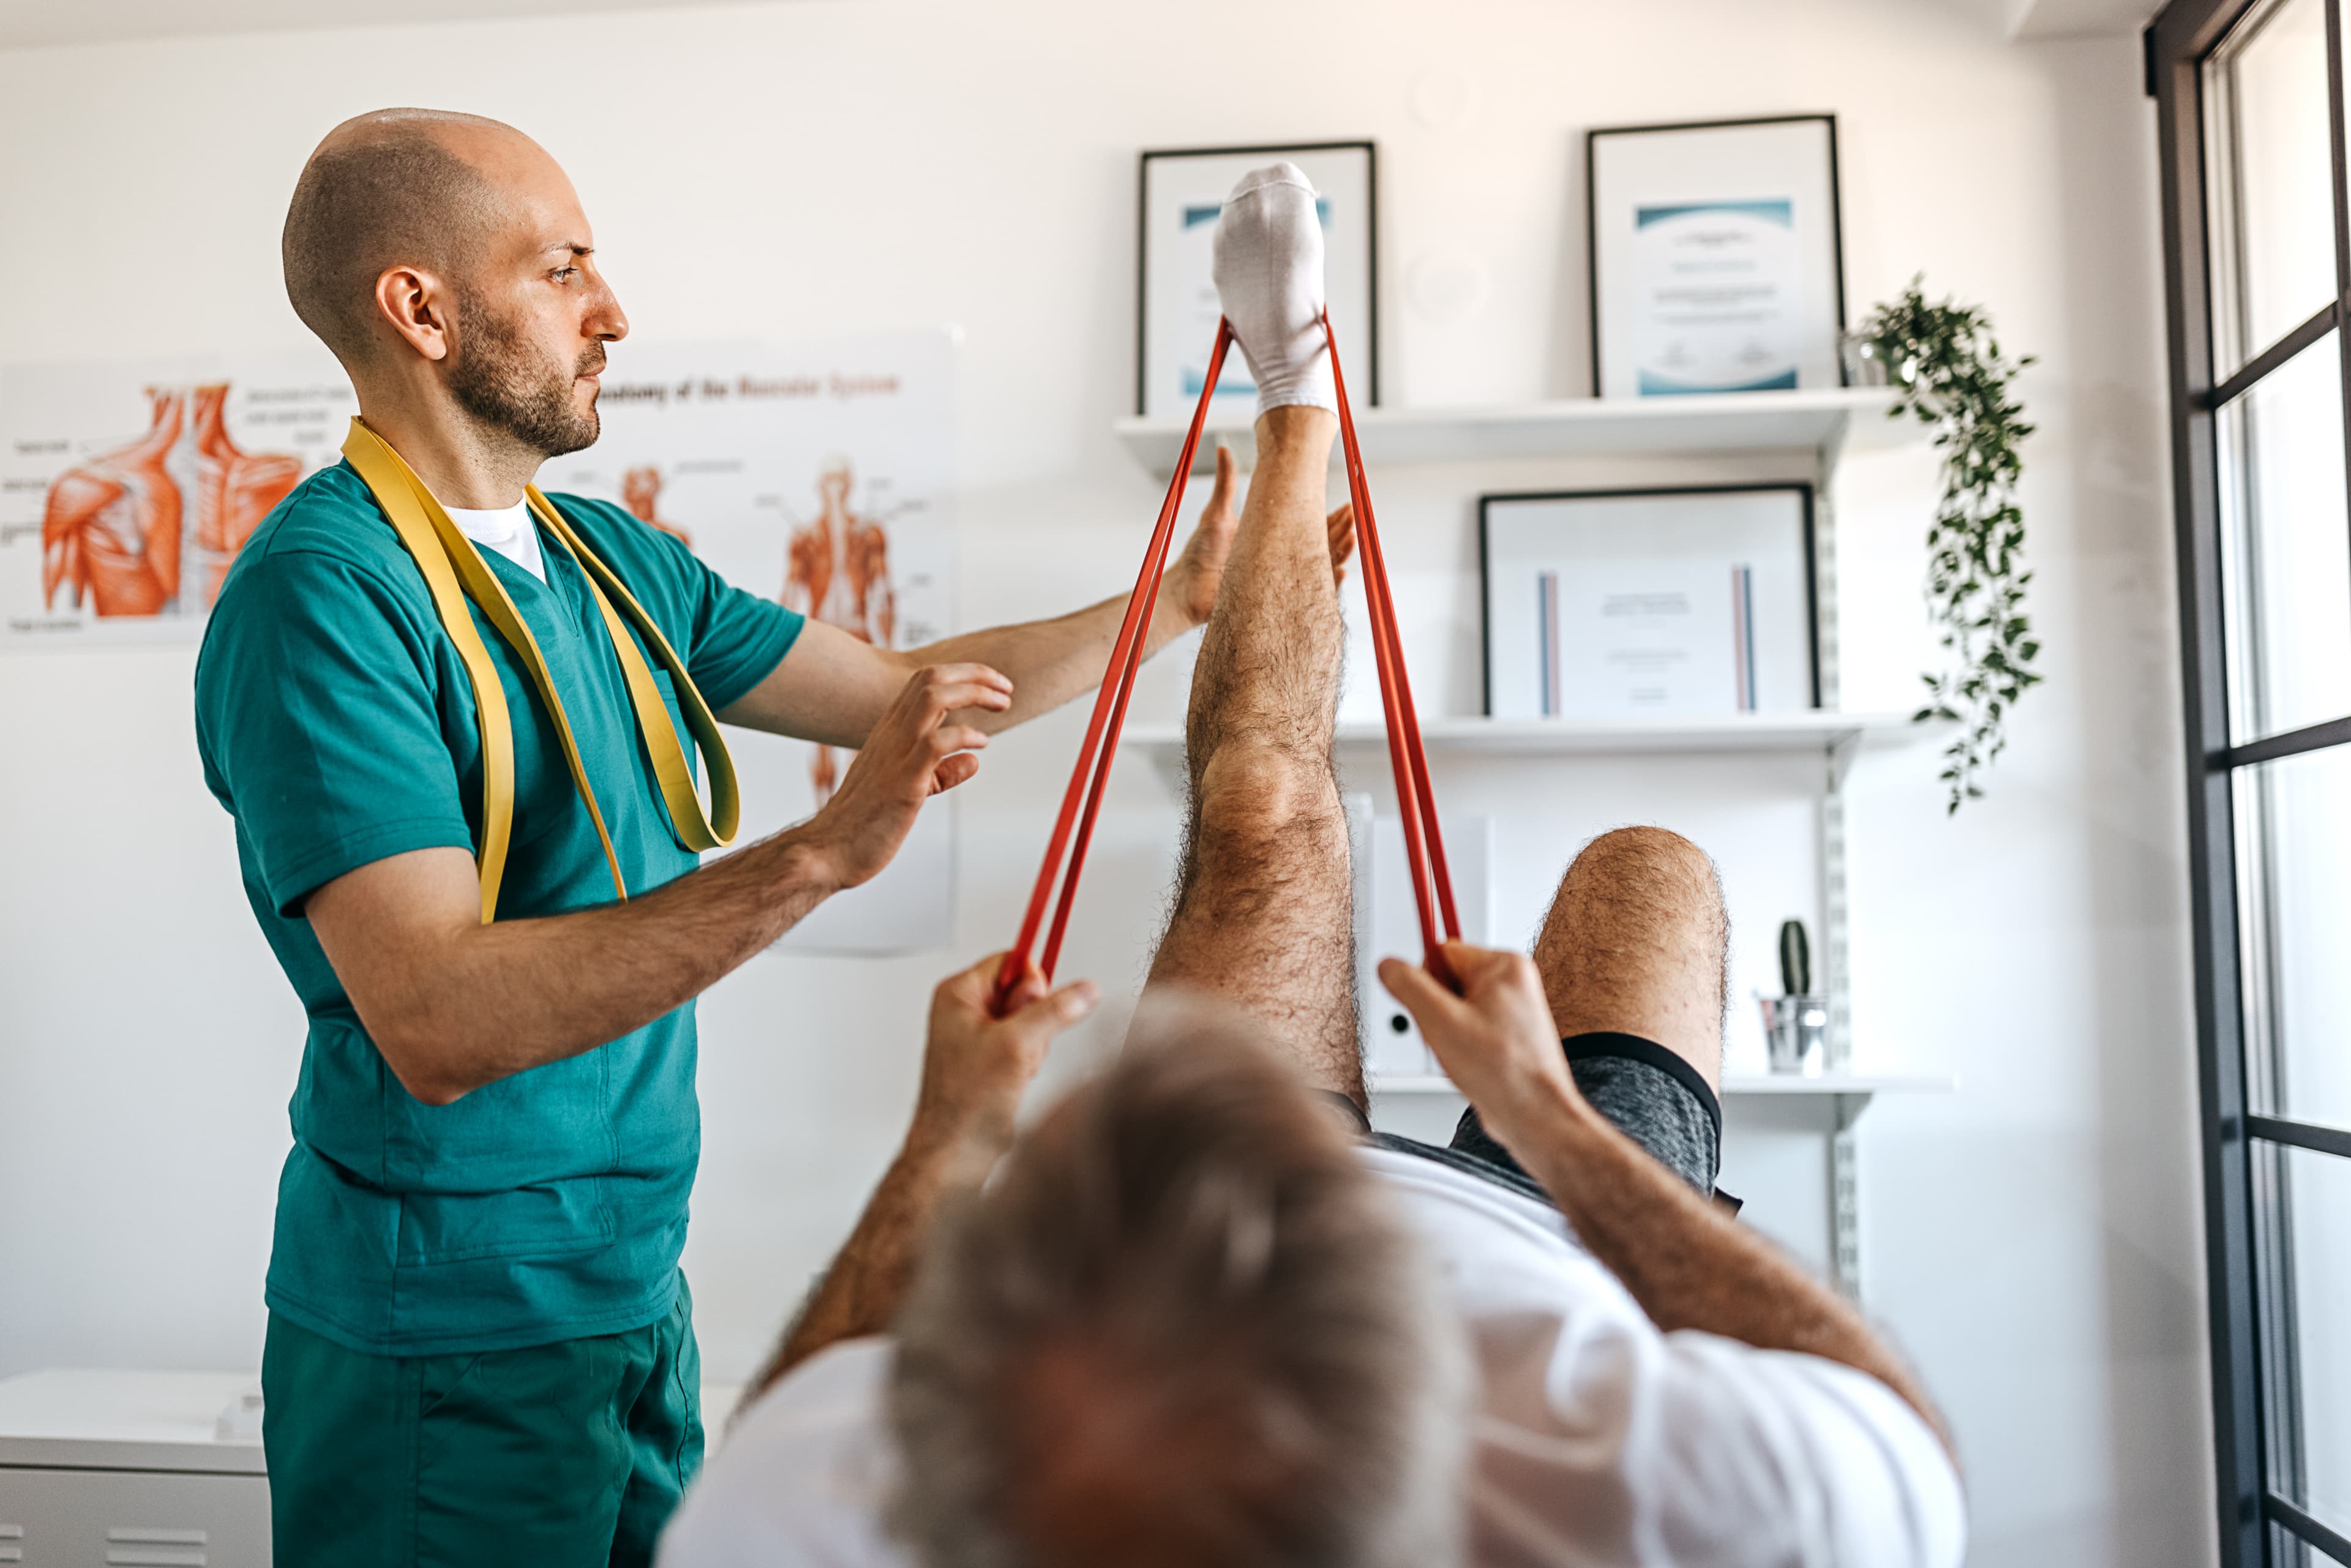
[886,998,1470,1568]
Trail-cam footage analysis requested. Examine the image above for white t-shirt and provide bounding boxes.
[659,1147,1965,1568]
[444,501,547,583]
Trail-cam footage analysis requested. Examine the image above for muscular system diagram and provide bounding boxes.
[782,460,898,806]
[42,389,186,618]
[39,381,304,618]
[192,383,302,606]
[621,466,693,546]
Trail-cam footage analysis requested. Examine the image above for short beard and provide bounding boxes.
[447,290,601,459]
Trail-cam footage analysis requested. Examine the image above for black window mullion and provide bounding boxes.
[2209,299,2342,408]
[2154,2,2273,1562]
[2269,1492,2351,1565]
[2331,0,2351,301]
[2327,0,2351,650]
[2214,713,2351,767]
[2249,1113,2351,1157]
[2154,2,2350,1559]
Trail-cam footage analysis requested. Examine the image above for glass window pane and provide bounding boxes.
[2235,742,2351,1132]
[2219,331,2351,741]
[2254,1142,2351,1545]
[2206,0,2338,375]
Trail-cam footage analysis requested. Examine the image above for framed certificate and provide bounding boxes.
[1480,485,1818,719]
[1586,116,1845,399]
[1137,141,1378,418]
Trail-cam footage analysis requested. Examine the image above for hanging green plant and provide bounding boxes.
[1861,279,2040,814]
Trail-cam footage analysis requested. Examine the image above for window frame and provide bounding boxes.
[2151,0,2351,1561]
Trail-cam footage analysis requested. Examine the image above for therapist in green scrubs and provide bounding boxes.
[192,107,1253,1567]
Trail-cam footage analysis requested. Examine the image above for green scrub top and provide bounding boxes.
[194,460,804,1357]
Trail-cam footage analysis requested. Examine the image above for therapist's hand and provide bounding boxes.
[913,952,1098,1158]
[1160,445,1359,633]
[800,663,1010,891]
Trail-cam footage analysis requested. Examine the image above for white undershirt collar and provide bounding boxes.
[443,500,549,583]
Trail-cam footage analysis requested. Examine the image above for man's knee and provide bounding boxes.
[1185,741,1344,873]
[1531,826,1728,1068]
[1569,826,1719,898]
[1193,741,1335,828]
[1534,826,1726,985]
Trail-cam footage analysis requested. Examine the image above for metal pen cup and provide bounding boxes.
[1839,330,1897,387]
[1759,994,1829,1076]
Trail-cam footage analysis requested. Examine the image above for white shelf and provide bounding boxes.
[1370,1072,1956,1098]
[1113,386,1922,478]
[0,1370,264,1474]
[0,1369,751,1475]
[1121,711,1948,763]
[1721,1072,1957,1097]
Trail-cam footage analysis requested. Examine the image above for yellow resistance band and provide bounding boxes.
[342,419,739,923]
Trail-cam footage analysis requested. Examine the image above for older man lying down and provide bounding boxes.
[657,165,1965,1568]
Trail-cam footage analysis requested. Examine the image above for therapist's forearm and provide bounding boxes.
[906,586,1195,735]
[1511,1081,1954,1454]
[717,591,1196,751]
[312,661,1005,1107]
[724,463,1357,750]
[334,831,841,1106]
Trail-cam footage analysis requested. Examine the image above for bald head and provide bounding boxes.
[282,108,529,363]
[280,109,624,470]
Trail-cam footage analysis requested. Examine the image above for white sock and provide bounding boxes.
[1211,163,1337,416]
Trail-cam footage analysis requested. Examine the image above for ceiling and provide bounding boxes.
[1937,0,2166,38]
[0,0,2162,53]
[0,0,796,51]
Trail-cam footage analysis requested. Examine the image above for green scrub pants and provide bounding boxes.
[260,1277,702,1567]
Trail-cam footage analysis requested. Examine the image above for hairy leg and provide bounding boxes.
[1531,826,1728,1090]
[1145,407,1362,1103]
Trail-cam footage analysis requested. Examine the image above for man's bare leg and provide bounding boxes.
[1531,825,1727,1090]
[1144,405,1362,1104]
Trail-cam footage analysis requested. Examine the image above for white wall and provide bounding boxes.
[0,2,2211,1562]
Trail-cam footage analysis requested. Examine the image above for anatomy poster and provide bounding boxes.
[1,355,356,645]
[543,331,956,954]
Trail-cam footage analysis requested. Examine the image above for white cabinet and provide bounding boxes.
[0,1471,269,1568]
[0,1373,268,1568]
[0,1371,751,1568]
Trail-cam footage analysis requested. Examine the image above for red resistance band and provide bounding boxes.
[992,313,1461,1015]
